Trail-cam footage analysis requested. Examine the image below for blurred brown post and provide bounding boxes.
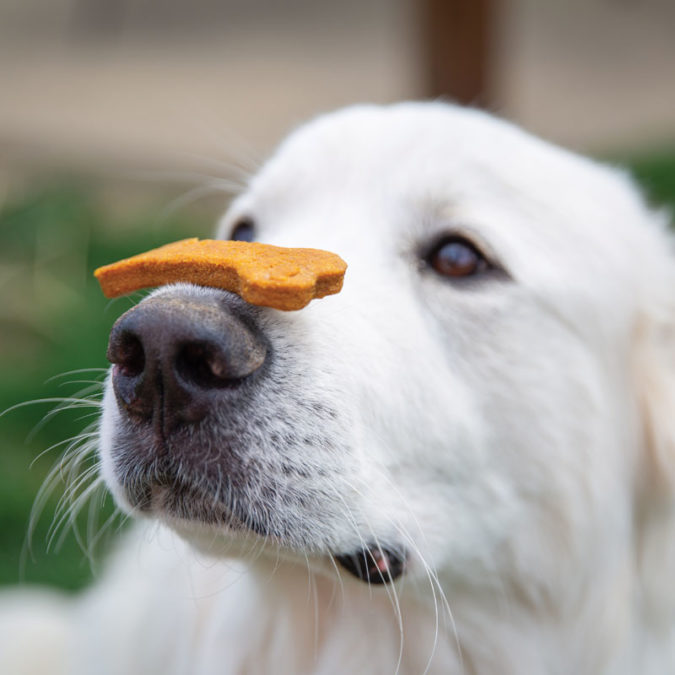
[421,0,495,106]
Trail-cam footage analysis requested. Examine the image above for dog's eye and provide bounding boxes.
[230,218,256,242]
[426,236,489,279]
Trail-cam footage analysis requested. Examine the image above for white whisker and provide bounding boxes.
[19,375,122,580]
[158,181,243,224]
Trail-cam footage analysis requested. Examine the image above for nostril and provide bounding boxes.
[175,342,241,389]
[110,332,145,377]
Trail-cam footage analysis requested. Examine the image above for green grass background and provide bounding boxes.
[0,183,211,590]
[0,152,674,591]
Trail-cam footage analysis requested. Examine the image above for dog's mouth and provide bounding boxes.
[125,474,410,584]
[148,483,409,584]
[114,445,409,584]
[335,546,407,584]
[124,473,272,535]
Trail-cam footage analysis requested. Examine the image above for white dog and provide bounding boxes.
[1,102,674,674]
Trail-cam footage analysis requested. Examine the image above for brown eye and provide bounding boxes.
[230,218,256,242]
[427,237,489,278]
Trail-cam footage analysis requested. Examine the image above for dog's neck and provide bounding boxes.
[195,559,461,674]
[114,525,674,675]
[176,558,635,674]
[203,553,673,675]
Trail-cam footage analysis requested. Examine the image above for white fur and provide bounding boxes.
[1,102,674,674]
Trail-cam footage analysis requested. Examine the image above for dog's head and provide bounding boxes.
[99,103,675,596]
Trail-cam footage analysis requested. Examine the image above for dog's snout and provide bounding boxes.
[107,294,266,432]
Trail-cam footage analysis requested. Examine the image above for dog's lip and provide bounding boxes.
[126,478,256,531]
[130,481,410,580]
[335,545,407,584]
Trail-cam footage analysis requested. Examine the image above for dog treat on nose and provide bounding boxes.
[94,238,347,310]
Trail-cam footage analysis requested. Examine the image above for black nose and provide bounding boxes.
[107,293,266,434]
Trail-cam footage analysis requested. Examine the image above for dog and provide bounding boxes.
[1,101,674,674]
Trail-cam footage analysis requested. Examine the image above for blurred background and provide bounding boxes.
[1,0,674,591]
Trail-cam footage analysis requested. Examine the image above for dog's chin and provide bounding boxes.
[122,482,408,586]
[122,478,272,539]
[144,484,251,530]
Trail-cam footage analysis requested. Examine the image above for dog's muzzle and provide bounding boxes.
[106,290,410,583]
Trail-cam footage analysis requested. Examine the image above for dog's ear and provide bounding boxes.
[635,270,675,487]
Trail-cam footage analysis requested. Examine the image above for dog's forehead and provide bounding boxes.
[225,103,662,298]
[247,103,535,213]
[245,104,634,227]
[254,104,604,195]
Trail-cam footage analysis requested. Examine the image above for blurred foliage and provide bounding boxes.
[0,183,211,590]
[625,149,675,214]
[0,151,673,593]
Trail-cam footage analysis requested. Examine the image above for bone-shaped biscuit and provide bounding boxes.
[94,238,347,311]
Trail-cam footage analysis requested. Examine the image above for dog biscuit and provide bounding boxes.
[94,238,347,311]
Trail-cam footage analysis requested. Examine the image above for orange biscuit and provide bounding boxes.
[94,238,347,311]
